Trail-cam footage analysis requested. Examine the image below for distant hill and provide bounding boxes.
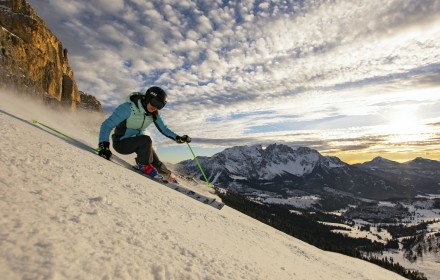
[354,156,440,195]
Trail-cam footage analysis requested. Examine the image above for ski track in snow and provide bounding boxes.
[0,91,406,279]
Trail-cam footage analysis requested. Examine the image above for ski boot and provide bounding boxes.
[137,163,160,179]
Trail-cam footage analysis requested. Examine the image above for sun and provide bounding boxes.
[388,111,419,134]
[386,108,426,143]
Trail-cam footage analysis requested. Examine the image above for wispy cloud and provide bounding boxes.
[28,0,440,163]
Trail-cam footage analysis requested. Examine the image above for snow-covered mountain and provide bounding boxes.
[0,90,409,279]
[178,144,337,181]
[193,145,325,181]
[177,144,419,201]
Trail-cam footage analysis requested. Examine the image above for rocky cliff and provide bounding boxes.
[0,0,102,112]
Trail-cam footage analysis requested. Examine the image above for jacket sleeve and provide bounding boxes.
[154,114,179,141]
[98,103,131,143]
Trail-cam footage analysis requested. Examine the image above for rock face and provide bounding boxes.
[0,0,101,112]
[78,91,103,112]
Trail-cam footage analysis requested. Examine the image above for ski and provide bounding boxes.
[100,152,225,209]
[131,166,224,210]
[106,154,224,210]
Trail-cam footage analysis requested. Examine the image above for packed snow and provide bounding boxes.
[0,90,406,279]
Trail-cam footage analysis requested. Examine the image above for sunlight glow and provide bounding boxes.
[385,107,427,143]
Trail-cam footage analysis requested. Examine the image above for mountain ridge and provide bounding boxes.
[176,143,440,203]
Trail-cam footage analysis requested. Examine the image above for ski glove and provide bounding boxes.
[176,135,191,144]
[98,141,112,160]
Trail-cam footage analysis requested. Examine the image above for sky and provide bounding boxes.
[27,0,440,164]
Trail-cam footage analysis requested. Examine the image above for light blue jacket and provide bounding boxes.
[99,93,178,143]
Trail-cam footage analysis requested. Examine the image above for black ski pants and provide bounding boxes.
[113,135,159,166]
[112,135,171,175]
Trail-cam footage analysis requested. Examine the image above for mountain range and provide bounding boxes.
[176,144,440,208]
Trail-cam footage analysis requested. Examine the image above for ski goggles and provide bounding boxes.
[150,98,166,110]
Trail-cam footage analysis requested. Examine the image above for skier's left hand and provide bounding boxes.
[176,135,191,144]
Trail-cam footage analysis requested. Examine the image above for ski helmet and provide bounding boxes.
[145,86,168,110]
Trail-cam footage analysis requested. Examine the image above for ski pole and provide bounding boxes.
[186,143,212,187]
[32,119,99,152]
[32,119,72,139]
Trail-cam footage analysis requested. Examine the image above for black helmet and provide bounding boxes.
[145,86,168,110]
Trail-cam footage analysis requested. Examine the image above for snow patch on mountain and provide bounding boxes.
[319,156,346,169]
[230,174,247,180]
[263,195,321,209]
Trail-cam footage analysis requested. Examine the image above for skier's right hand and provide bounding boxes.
[98,141,112,160]
[176,135,191,144]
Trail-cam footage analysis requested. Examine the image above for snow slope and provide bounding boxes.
[0,90,406,280]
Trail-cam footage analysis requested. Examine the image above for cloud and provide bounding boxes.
[26,0,440,162]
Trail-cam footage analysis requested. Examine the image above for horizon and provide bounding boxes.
[26,0,440,164]
[160,142,439,165]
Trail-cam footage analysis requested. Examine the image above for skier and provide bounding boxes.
[97,86,191,182]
